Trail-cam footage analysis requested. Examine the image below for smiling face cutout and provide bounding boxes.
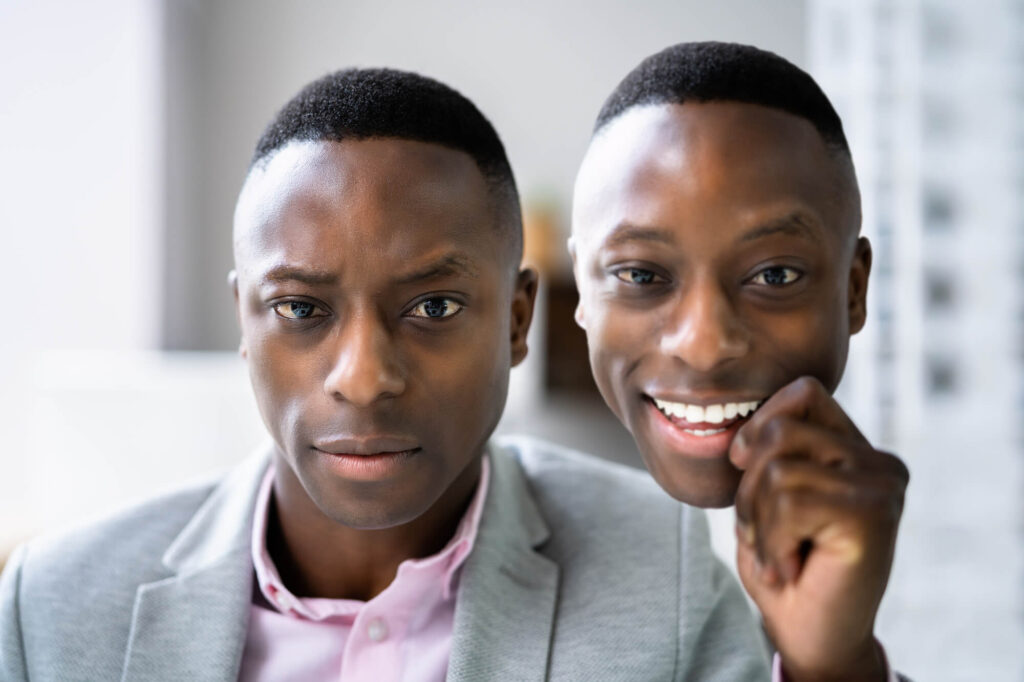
[572,101,870,507]
[232,137,535,530]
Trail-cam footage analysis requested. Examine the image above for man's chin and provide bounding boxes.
[639,445,743,509]
[313,488,431,530]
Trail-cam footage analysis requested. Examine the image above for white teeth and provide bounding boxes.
[652,397,763,424]
[684,427,729,437]
[739,400,761,417]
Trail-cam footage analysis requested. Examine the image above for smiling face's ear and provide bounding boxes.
[510,267,539,366]
[228,269,247,359]
[848,237,872,335]
[567,236,586,330]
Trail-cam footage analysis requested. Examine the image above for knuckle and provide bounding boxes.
[763,458,791,488]
[773,488,801,518]
[793,375,822,398]
[761,417,789,448]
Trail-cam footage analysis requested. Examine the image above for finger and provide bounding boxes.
[732,415,866,477]
[738,457,907,570]
[758,487,854,584]
[733,420,871,525]
[736,524,785,594]
[751,465,907,579]
[731,376,863,470]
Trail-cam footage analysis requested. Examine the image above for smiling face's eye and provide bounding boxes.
[408,297,463,319]
[750,266,802,286]
[273,301,328,320]
[615,267,663,285]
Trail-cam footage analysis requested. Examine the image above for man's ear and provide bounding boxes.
[510,267,539,367]
[567,236,586,330]
[848,237,872,335]
[228,269,247,359]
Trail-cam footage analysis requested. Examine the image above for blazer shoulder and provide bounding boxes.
[496,435,671,507]
[489,437,771,678]
[21,477,219,584]
[493,435,687,564]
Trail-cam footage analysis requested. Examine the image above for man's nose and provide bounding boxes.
[323,314,407,406]
[660,278,750,372]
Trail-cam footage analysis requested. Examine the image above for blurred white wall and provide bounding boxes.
[811,1,1024,678]
[0,0,164,544]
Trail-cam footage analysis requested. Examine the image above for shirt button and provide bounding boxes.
[367,618,388,642]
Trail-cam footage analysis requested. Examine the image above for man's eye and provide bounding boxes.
[614,268,662,285]
[273,301,327,320]
[408,297,463,319]
[750,266,801,286]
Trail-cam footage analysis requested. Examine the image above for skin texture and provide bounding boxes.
[231,138,536,601]
[572,102,908,681]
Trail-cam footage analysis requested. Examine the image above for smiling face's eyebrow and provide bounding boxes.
[601,223,676,249]
[396,253,480,285]
[261,265,338,286]
[738,212,824,245]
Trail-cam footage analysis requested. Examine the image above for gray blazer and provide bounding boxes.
[0,437,770,681]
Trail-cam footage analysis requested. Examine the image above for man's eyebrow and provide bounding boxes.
[261,266,337,286]
[738,212,824,245]
[601,223,676,248]
[396,253,480,285]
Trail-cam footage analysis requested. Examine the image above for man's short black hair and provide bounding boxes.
[251,67,522,259]
[595,41,850,157]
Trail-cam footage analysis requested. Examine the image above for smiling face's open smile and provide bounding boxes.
[572,101,870,507]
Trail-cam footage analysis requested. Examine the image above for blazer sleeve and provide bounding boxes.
[0,544,29,682]
[675,506,772,681]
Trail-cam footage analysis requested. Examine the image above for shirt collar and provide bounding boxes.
[250,452,491,618]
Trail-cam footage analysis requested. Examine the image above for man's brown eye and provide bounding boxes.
[409,297,463,319]
[751,267,801,286]
[274,301,325,319]
[615,268,658,284]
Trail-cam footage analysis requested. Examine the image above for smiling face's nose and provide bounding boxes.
[659,274,751,373]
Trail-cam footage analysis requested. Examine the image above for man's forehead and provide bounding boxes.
[237,138,488,224]
[573,101,853,240]
[581,101,831,180]
[234,137,498,256]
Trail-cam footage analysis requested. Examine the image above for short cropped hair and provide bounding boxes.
[595,42,850,157]
[251,68,522,259]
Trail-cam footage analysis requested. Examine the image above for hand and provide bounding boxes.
[729,376,908,681]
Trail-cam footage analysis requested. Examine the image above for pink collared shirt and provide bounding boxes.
[238,459,490,682]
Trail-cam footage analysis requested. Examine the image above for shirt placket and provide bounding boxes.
[341,601,407,682]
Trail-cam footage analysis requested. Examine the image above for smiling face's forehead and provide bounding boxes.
[572,101,858,258]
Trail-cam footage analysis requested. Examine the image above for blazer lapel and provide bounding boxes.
[447,444,559,682]
[121,447,272,682]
